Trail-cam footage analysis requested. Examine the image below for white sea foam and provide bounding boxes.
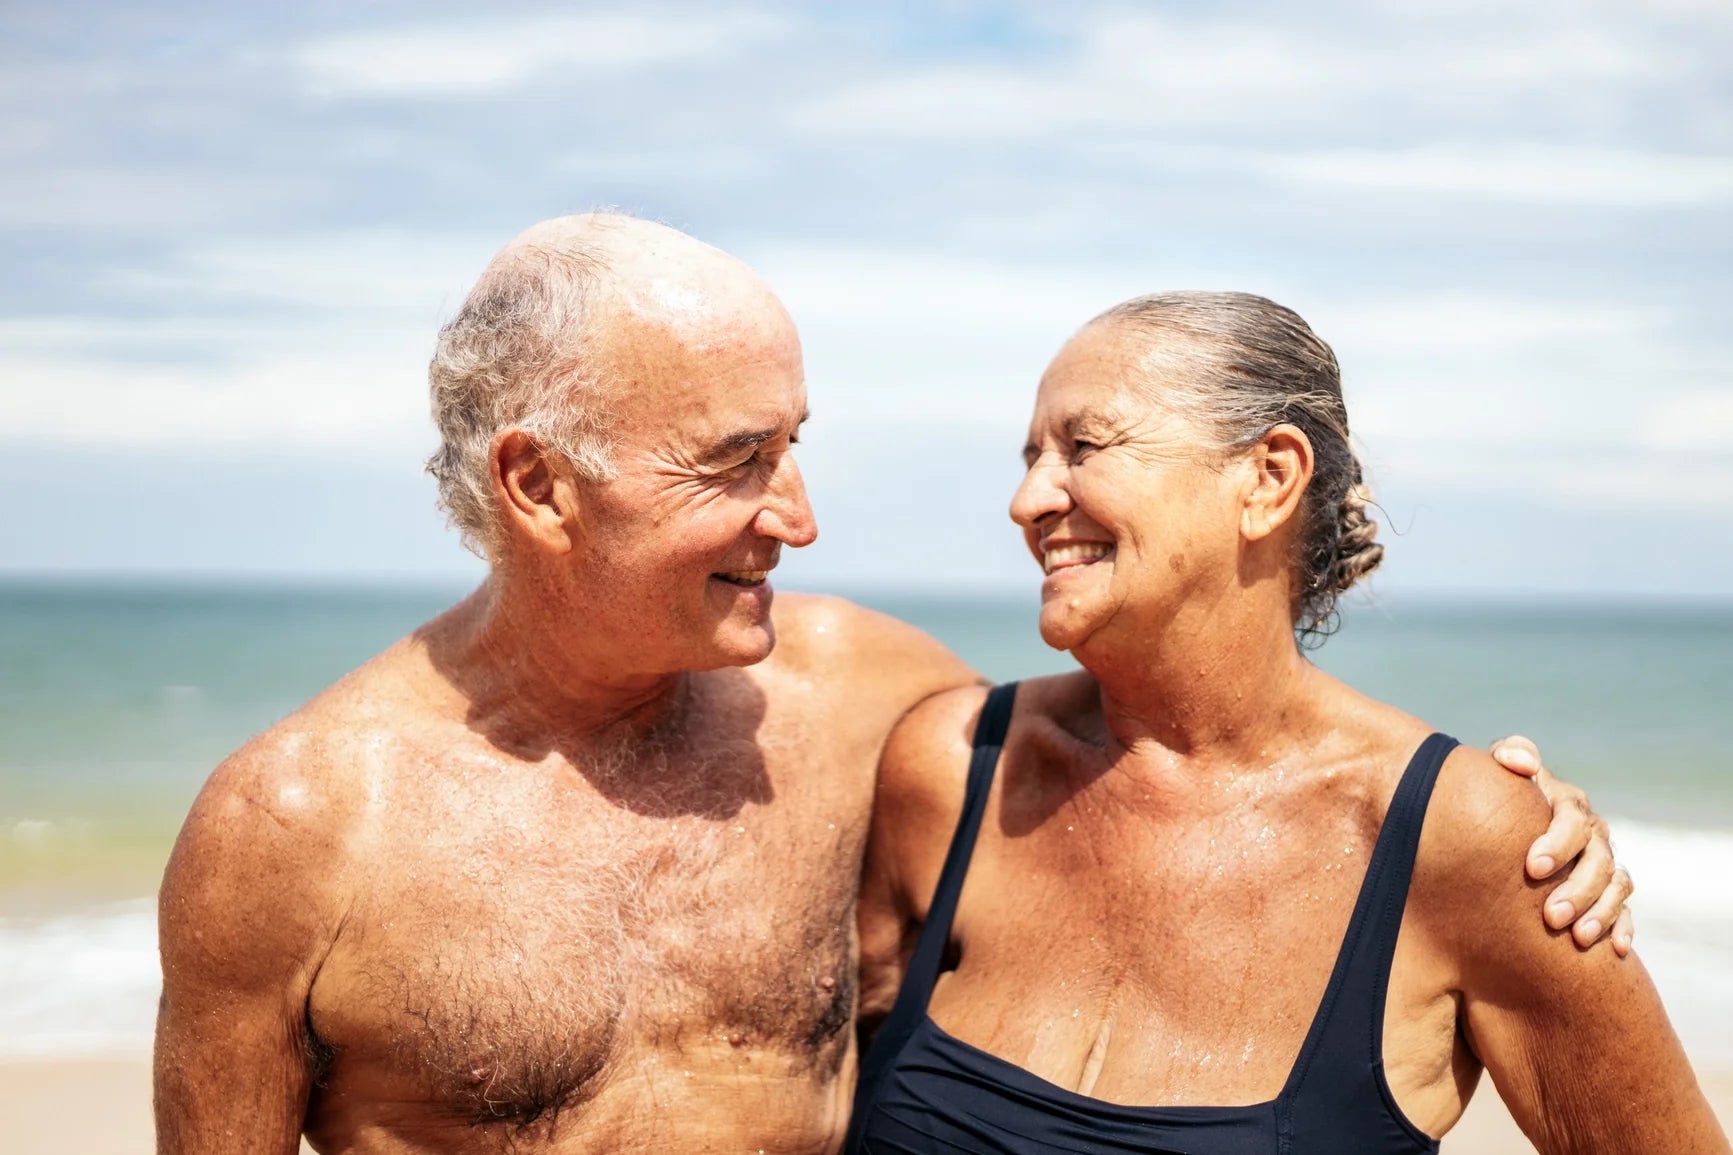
[0,898,160,1059]
[0,818,1728,1063]
[1606,819,1733,1063]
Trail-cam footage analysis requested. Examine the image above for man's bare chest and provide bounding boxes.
[307,747,871,1127]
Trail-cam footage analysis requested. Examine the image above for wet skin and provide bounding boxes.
[153,221,1633,1155]
[856,318,1722,1154]
[156,591,970,1154]
[154,215,983,1154]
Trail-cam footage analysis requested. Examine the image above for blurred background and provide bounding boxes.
[1,1,1729,1149]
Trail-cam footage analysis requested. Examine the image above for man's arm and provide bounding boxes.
[155,745,346,1155]
[1424,747,1727,1154]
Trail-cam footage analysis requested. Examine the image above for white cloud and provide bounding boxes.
[790,8,1692,143]
[1322,295,1669,356]
[1638,390,1733,452]
[0,233,483,448]
[0,342,433,449]
[1248,144,1733,208]
[295,11,790,97]
[1365,439,1733,515]
[98,230,502,317]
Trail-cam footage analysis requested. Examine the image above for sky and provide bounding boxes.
[1,0,1730,599]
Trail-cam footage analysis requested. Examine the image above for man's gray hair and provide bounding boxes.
[425,240,618,560]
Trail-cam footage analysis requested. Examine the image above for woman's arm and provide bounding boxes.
[857,684,990,1044]
[1424,747,1727,1154]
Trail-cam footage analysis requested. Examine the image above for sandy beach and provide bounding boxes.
[4,1056,1728,1153]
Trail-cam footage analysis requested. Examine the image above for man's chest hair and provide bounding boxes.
[311,776,865,1125]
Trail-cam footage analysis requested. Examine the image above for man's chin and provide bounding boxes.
[698,621,777,669]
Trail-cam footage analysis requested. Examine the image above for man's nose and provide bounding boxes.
[1009,457,1070,529]
[756,451,819,548]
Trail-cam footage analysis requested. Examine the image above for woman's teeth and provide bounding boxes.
[1043,543,1112,575]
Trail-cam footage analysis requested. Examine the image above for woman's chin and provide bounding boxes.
[1036,604,1098,654]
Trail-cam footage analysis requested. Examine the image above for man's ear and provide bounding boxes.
[491,429,578,555]
[1240,424,1313,543]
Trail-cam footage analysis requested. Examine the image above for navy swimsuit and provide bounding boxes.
[847,682,1458,1154]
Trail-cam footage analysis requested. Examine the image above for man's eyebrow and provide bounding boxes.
[697,410,810,466]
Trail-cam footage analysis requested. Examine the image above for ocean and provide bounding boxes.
[2,581,1730,1061]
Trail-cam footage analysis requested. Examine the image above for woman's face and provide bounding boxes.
[1011,322,1251,656]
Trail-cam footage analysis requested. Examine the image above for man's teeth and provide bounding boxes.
[718,570,770,584]
[1043,543,1112,575]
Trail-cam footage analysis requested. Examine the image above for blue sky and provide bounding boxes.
[2,1,1730,598]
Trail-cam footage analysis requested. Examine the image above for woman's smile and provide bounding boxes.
[1041,541,1115,575]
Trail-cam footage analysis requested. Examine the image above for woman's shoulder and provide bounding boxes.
[1408,739,1555,950]
[877,673,1091,824]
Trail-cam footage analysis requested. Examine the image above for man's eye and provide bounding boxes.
[720,449,766,477]
[1071,440,1099,459]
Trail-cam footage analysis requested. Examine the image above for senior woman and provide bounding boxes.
[849,293,1727,1154]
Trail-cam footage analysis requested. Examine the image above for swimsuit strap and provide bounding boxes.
[1279,732,1459,1136]
[895,681,1019,1011]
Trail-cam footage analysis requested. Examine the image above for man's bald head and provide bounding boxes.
[426,212,797,560]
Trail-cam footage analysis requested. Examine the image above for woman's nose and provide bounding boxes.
[1010,457,1071,529]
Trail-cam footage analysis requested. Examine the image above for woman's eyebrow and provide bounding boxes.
[1023,407,1118,464]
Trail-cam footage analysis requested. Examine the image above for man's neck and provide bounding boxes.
[424,577,691,750]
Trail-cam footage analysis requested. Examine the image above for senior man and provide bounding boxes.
[154,214,1627,1154]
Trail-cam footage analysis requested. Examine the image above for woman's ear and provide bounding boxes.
[1240,424,1314,543]
[491,429,578,555]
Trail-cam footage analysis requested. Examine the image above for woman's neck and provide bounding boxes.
[1079,593,1326,769]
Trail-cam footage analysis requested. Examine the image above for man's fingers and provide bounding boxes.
[1492,734,1542,777]
[1545,819,1615,932]
[1610,904,1636,958]
[1526,772,1593,879]
[1571,866,1635,950]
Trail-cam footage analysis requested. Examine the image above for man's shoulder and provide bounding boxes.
[201,651,426,832]
[163,649,434,921]
[157,705,373,991]
[769,592,979,686]
[769,592,926,655]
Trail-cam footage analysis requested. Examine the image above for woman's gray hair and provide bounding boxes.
[425,242,619,560]
[1094,291,1383,643]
